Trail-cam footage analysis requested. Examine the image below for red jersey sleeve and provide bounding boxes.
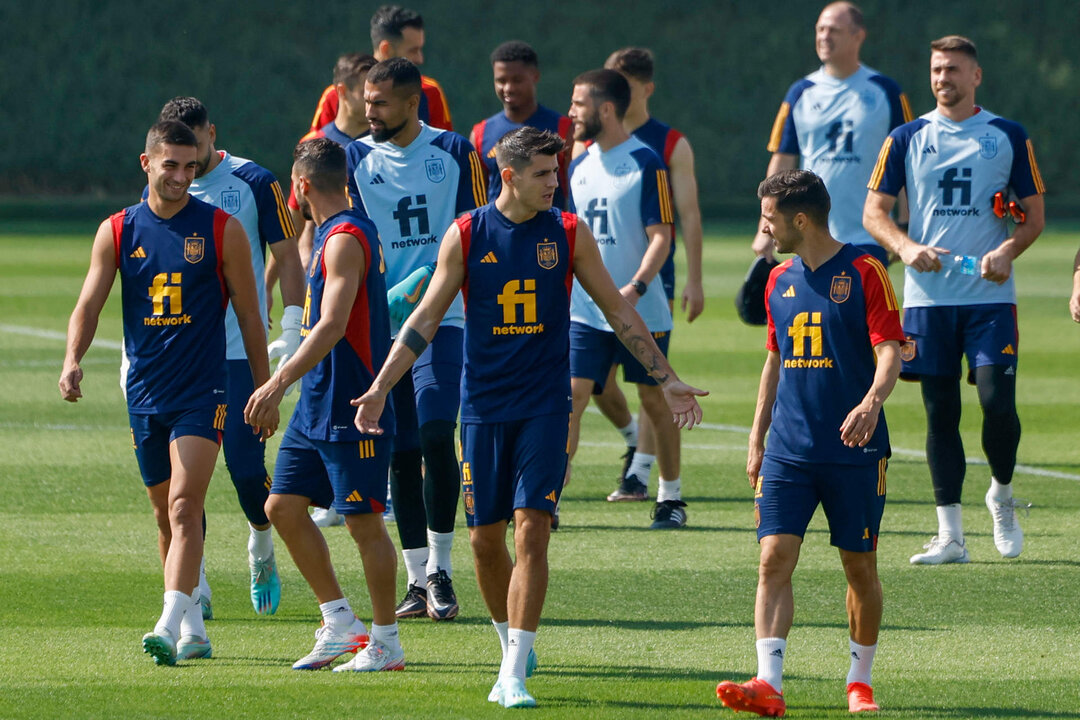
[854,255,905,346]
[422,77,453,131]
[764,263,789,351]
[310,85,338,133]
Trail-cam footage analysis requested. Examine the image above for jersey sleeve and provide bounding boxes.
[868,74,913,130]
[310,85,337,133]
[763,264,785,351]
[633,148,674,227]
[989,118,1046,198]
[566,153,587,214]
[345,143,369,216]
[422,77,453,131]
[767,80,812,154]
[448,135,486,215]
[868,119,925,197]
[854,255,904,346]
[236,164,295,244]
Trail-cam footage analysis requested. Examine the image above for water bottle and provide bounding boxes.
[952,254,980,276]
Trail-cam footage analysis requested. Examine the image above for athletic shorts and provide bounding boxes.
[900,304,1018,383]
[459,413,569,527]
[222,359,267,480]
[660,241,676,301]
[569,322,670,393]
[391,325,463,453]
[754,456,888,552]
[271,422,391,515]
[129,404,225,487]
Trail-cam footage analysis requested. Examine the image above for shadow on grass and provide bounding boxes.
[446,616,942,633]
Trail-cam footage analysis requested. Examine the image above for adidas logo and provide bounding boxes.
[129,247,147,258]
[545,491,557,503]
[923,144,938,155]
[487,147,497,159]
[1002,344,1015,355]
[770,648,784,658]
[782,286,796,298]
[345,490,364,503]
[369,174,386,185]
[480,251,498,263]
[1004,366,1015,375]
[851,651,861,660]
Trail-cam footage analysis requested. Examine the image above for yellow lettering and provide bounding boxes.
[788,311,822,357]
[148,272,182,315]
[496,279,537,324]
[461,461,472,483]
[301,286,312,328]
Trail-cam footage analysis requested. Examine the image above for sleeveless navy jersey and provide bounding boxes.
[471,106,572,208]
[764,243,905,465]
[457,204,577,423]
[293,209,395,442]
[113,197,229,413]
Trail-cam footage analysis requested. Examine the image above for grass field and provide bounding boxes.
[1,222,1079,719]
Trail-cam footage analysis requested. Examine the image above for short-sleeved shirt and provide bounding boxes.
[291,209,394,442]
[113,197,229,413]
[868,108,1046,307]
[567,136,674,332]
[471,105,572,207]
[346,123,486,334]
[769,65,912,247]
[309,75,453,132]
[456,204,577,423]
[764,243,905,465]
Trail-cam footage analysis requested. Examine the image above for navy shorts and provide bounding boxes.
[391,325,463,452]
[754,456,887,552]
[660,241,676,301]
[900,304,1018,383]
[271,422,391,515]
[129,404,225,487]
[570,322,670,392]
[222,359,267,479]
[460,413,569,527]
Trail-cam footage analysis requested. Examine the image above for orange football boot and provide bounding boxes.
[716,677,786,717]
[847,682,880,713]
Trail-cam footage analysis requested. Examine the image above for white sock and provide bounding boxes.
[402,547,429,588]
[371,622,402,653]
[180,596,207,639]
[248,526,274,563]
[989,476,1012,501]
[155,590,192,641]
[846,640,877,686]
[492,619,510,658]
[197,557,211,601]
[500,628,536,680]
[756,637,786,693]
[426,529,454,577]
[627,452,655,482]
[618,419,638,447]
[657,476,681,503]
[936,503,963,542]
[319,598,354,630]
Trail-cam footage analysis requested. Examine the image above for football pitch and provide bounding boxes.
[1,222,1079,719]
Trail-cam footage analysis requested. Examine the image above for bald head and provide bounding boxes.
[816,2,865,75]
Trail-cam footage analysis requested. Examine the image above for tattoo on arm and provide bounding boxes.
[615,322,670,384]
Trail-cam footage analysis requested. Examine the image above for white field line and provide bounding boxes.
[0,324,123,351]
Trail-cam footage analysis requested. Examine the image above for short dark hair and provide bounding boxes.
[145,120,198,155]
[826,2,865,31]
[605,47,654,82]
[367,57,422,98]
[757,169,831,227]
[573,68,631,120]
[293,137,346,195]
[370,5,423,47]
[158,97,208,129]
[334,53,378,89]
[495,126,565,171]
[490,40,538,67]
[931,35,978,61]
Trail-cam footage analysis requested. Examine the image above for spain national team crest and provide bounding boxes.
[901,339,917,362]
[612,161,633,189]
[536,240,558,270]
[979,136,998,159]
[830,274,851,303]
[463,490,475,516]
[184,234,205,264]
[220,189,241,214]
[425,158,446,183]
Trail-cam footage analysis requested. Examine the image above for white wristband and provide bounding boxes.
[280,305,303,332]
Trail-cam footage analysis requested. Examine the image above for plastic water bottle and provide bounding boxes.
[953,254,980,276]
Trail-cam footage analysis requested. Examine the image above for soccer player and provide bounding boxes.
[306,5,452,133]
[865,35,1046,563]
[752,2,912,265]
[351,126,705,707]
[716,169,903,716]
[60,121,274,665]
[155,97,304,617]
[591,46,706,506]
[346,57,486,621]
[565,69,686,529]
[470,41,572,208]
[245,137,404,672]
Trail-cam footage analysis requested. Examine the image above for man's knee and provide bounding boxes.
[975,365,1017,420]
[840,551,879,592]
[168,495,202,529]
[470,524,508,563]
[758,535,800,583]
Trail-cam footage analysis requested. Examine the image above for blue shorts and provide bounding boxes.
[660,241,676,301]
[900,304,1018,383]
[271,422,391,515]
[460,413,569,527]
[570,322,670,392]
[854,243,890,267]
[223,359,267,479]
[755,456,887,552]
[391,325,463,452]
[129,404,225,487]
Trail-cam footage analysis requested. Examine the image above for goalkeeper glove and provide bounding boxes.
[267,304,303,396]
[388,263,435,326]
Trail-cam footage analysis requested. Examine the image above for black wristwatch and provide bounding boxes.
[631,279,648,296]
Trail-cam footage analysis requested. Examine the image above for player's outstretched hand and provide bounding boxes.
[1071,290,1080,323]
[662,380,708,429]
[839,400,881,448]
[681,281,705,323]
[899,243,949,273]
[980,248,1013,285]
[244,380,282,440]
[58,364,83,402]
[351,390,388,435]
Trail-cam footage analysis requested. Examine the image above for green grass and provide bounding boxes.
[1,224,1080,719]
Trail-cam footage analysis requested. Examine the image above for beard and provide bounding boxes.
[370,118,408,143]
[575,112,602,142]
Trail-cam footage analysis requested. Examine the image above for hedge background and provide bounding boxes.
[3,0,1077,217]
